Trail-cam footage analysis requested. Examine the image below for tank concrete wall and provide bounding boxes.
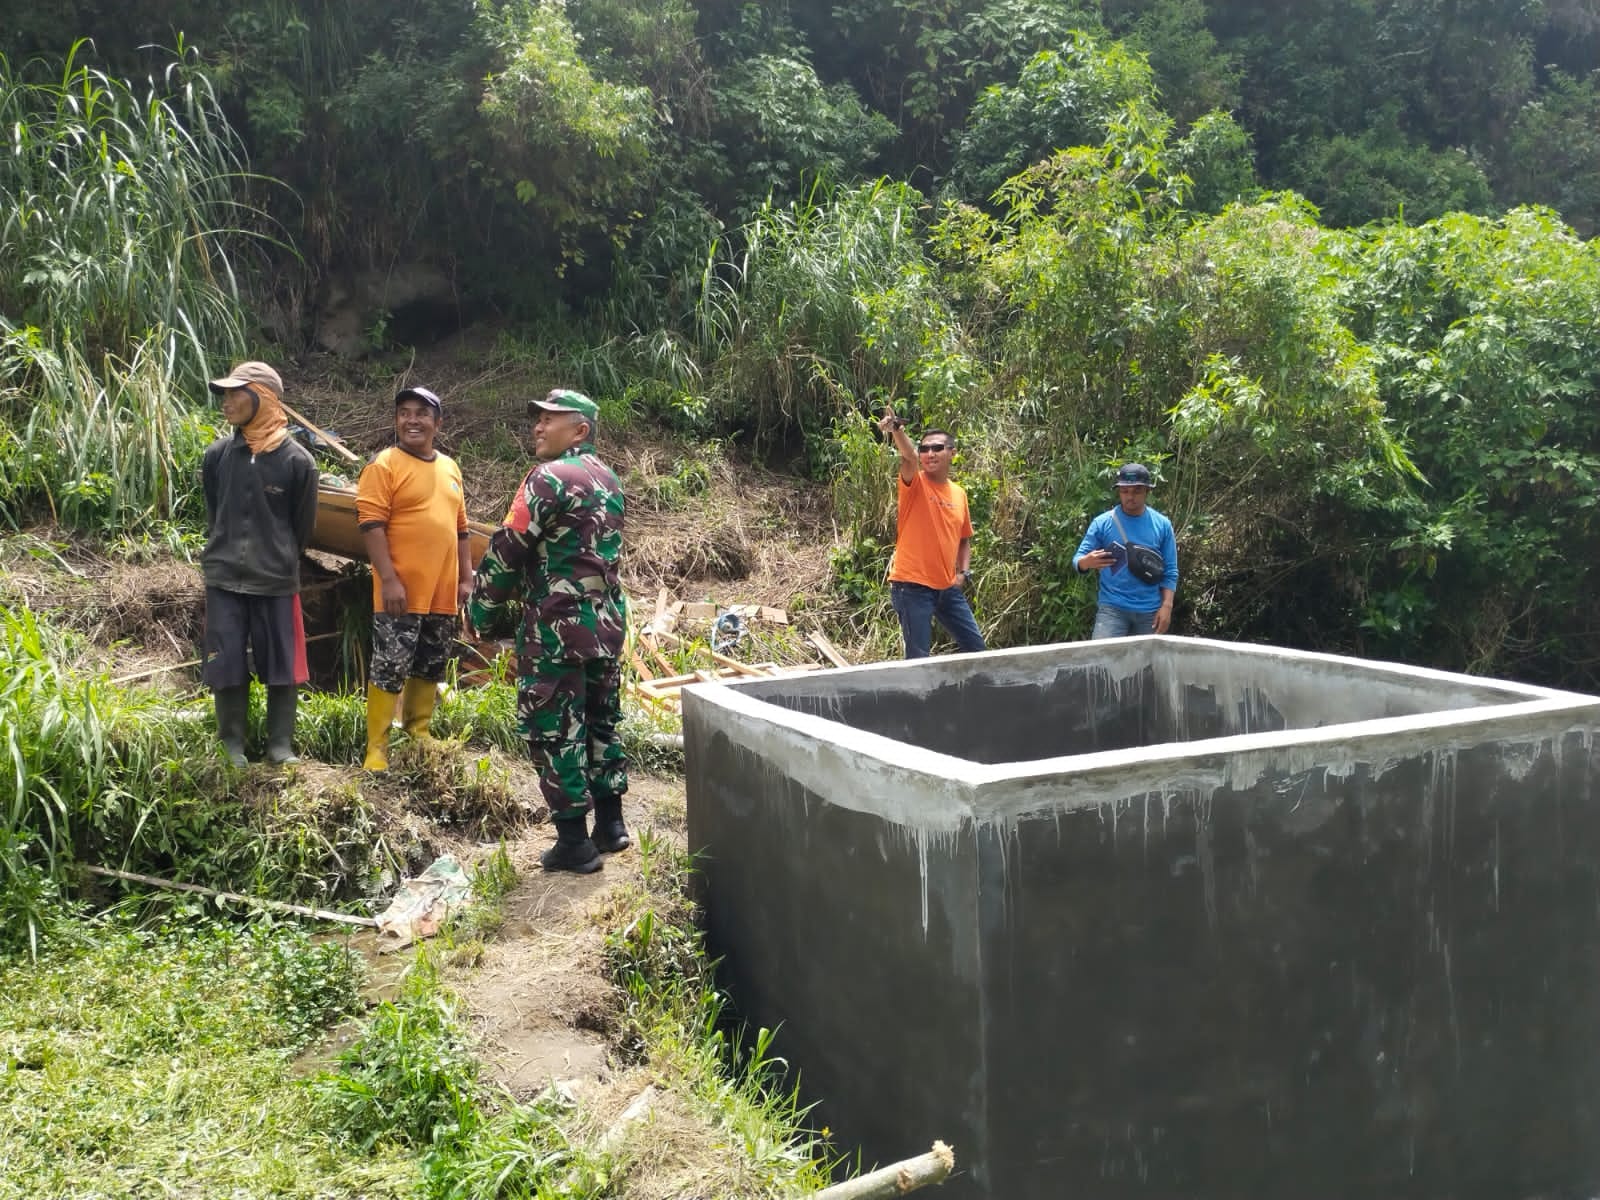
[685,637,1600,1199]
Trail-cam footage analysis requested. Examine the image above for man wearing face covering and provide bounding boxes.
[200,361,319,765]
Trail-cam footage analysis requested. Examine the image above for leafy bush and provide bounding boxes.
[700,54,896,217]
[697,178,961,455]
[1283,125,1494,227]
[318,953,480,1151]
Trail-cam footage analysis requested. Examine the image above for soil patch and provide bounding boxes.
[460,774,683,1103]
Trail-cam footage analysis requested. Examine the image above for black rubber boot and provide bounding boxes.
[264,685,301,765]
[592,795,631,854]
[540,817,602,874]
[213,685,249,767]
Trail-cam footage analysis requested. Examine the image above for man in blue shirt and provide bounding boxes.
[1073,463,1179,638]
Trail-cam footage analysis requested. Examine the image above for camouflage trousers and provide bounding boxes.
[370,612,458,693]
[519,655,628,822]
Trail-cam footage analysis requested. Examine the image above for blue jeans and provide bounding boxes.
[891,582,987,659]
[1091,604,1158,639]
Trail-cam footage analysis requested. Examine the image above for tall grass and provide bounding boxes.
[699,178,962,453]
[0,40,253,535]
[0,606,218,953]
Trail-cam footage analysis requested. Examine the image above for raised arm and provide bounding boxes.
[876,406,919,485]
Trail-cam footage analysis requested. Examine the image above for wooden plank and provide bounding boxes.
[645,671,702,689]
[628,682,676,710]
[710,650,769,677]
[654,587,670,627]
[628,647,655,681]
[645,641,676,677]
[808,630,852,669]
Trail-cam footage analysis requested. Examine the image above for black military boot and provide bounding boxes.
[540,817,602,874]
[592,795,631,854]
[213,685,249,767]
[264,685,301,765]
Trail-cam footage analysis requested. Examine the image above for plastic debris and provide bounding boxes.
[373,854,471,950]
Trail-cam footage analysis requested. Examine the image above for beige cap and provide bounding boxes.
[208,361,283,396]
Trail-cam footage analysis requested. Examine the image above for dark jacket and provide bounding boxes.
[200,432,319,595]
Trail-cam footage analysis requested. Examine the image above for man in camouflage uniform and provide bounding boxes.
[469,388,628,874]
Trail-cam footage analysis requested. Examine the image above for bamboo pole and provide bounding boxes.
[280,399,362,466]
[812,1142,955,1199]
[85,865,378,927]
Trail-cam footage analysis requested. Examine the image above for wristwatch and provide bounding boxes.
[958,568,972,581]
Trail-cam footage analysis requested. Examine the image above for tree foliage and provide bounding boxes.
[948,33,1157,201]
[6,9,1600,690]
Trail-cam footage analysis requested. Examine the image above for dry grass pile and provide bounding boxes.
[376,738,539,836]
[0,534,205,661]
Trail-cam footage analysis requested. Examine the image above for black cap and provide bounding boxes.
[1114,463,1153,487]
[395,386,442,415]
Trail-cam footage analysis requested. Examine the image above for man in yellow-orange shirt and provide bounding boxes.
[876,406,987,659]
[356,386,472,770]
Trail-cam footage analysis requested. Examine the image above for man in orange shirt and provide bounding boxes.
[356,386,473,770]
[876,407,987,659]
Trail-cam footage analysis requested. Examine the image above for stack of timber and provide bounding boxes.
[626,590,844,713]
[624,659,825,713]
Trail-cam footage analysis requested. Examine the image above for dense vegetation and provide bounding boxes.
[2,6,1598,1192]
[7,1,1598,686]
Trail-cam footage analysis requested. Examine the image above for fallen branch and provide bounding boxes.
[812,1142,955,1199]
[85,865,378,927]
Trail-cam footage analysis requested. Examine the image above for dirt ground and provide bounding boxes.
[442,770,792,1199]
[462,775,684,1101]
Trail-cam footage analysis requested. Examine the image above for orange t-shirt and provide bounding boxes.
[887,471,973,589]
[355,447,468,614]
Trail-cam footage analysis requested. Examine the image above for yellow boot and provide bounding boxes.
[400,677,439,740]
[364,684,399,770]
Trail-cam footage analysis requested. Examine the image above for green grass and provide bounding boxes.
[604,829,838,1194]
[0,915,413,1198]
[314,946,616,1200]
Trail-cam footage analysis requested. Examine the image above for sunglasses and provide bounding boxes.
[917,443,949,453]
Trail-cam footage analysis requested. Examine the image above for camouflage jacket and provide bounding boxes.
[469,444,625,663]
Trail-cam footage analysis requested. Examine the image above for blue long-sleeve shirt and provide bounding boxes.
[1073,506,1178,612]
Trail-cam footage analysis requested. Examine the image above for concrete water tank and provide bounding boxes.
[684,637,1600,1199]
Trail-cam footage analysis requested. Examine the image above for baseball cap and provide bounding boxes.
[208,361,283,396]
[529,388,598,424]
[396,385,443,415]
[1114,462,1153,488]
